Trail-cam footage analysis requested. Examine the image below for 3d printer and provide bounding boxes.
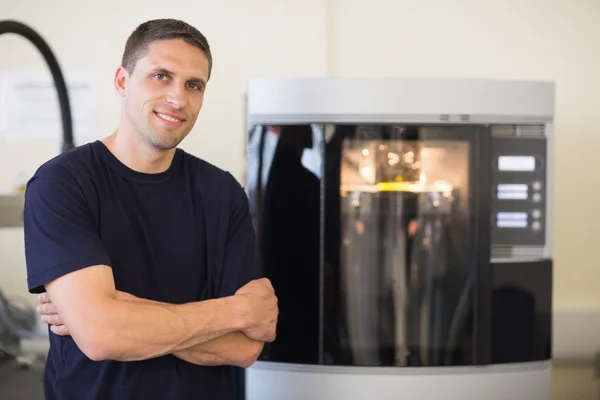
[244,77,554,400]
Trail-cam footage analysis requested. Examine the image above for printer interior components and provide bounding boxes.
[335,125,470,367]
[247,122,552,367]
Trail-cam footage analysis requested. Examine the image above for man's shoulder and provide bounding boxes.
[24,142,110,211]
[29,141,98,183]
[180,150,245,194]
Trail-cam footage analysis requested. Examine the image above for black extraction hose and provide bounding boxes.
[0,20,75,153]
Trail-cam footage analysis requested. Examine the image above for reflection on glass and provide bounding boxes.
[247,123,476,367]
[247,124,322,364]
[324,125,473,367]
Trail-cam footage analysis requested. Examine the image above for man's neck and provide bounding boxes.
[101,130,176,174]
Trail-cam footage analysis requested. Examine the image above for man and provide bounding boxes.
[24,18,278,400]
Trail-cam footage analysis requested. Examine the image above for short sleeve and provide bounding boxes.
[23,173,112,294]
[216,174,263,298]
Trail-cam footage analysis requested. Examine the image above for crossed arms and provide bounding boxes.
[25,172,278,369]
[38,266,277,368]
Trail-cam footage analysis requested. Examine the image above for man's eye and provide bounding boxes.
[154,74,166,80]
[188,82,201,90]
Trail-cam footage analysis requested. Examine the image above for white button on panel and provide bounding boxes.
[532,221,542,231]
[497,212,528,220]
[497,219,528,228]
[532,181,542,191]
[497,212,528,228]
[532,193,542,202]
[497,183,528,200]
[498,156,535,172]
[532,209,542,219]
[498,184,528,192]
[498,191,528,200]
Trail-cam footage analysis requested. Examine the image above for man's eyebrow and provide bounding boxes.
[150,67,173,76]
[189,76,207,86]
[151,68,206,86]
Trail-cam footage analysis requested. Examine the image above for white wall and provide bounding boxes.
[0,0,328,303]
[1,0,599,358]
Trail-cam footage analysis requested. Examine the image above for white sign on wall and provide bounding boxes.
[0,69,96,142]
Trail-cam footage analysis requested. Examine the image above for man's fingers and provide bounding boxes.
[38,292,51,304]
[261,278,274,292]
[37,302,58,315]
[41,313,64,326]
[250,278,274,292]
[50,324,69,336]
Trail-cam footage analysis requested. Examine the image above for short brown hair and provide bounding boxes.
[121,18,212,79]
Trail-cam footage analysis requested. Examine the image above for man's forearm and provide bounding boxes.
[173,332,264,367]
[119,292,264,367]
[82,293,248,362]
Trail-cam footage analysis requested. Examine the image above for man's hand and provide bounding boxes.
[37,292,69,336]
[235,278,278,343]
[37,291,136,337]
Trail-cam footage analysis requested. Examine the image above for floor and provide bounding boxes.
[552,363,598,400]
[0,358,44,400]
[0,360,597,399]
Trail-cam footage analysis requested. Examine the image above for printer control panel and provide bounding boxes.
[490,136,547,247]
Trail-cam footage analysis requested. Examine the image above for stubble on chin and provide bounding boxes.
[143,126,186,151]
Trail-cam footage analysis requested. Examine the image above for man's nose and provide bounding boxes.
[166,85,188,109]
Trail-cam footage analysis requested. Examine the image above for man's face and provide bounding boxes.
[115,39,210,151]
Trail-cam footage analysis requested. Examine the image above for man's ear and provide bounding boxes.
[114,66,129,97]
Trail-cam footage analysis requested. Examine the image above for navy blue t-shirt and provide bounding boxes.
[23,140,262,400]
